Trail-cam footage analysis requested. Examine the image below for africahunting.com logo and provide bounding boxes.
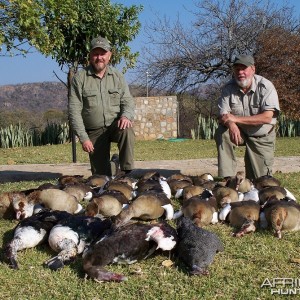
[261,278,300,295]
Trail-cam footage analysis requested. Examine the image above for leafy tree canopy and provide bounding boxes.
[1,0,143,71]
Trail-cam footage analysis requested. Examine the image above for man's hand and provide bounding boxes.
[227,122,243,146]
[118,116,133,130]
[82,140,94,153]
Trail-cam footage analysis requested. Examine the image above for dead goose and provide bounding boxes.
[175,217,224,275]
[212,186,242,208]
[83,221,177,282]
[13,189,82,217]
[253,175,281,190]
[176,194,218,227]
[85,190,129,218]
[226,171,252,193]
[4,209,72,269]
[0,192,19,219]
[219,200,260,237]
[113,191,174,228]
[261,197,300,239]
[46,216,113,270]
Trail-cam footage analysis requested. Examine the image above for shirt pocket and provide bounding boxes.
[230,97,243,115]
[108,88,121,106]
[82,89,98,107]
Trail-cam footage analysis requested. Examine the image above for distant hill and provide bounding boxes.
[0,82,68,113]
[0,82,148,113]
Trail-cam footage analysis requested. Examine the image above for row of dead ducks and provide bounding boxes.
[0,171,298,282]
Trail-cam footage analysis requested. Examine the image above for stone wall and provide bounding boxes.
[134,96,178,140]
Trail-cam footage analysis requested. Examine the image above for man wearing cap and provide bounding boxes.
[214,54,280,180]
[68,36,135,176]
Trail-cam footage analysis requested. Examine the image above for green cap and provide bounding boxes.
[90,36,111,52]
[233,54,255,67]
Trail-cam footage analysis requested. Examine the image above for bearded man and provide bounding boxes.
[214,54,280,180]
[68,36,135,176]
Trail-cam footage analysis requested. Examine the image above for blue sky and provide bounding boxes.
[1,0,299,86]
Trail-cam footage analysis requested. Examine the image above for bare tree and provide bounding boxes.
[255,27,300,119]
[136,0,299,95]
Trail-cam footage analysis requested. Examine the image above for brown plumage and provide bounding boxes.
[181,185,206,202]
[105,181,134,201]
[0,192,19,219]
[253,175,281,190]
[58,175,85,186]
[262,198,300,238]
[226,171,252,193]
[181,195,218,227]
[62,182,93,202]
[113,191,173,227]
[212,186,240,208]
[25,189,82,215]
[223,200,260,237]
[85,174,111,188]
[85,190,129,218]
[258,186,287,206]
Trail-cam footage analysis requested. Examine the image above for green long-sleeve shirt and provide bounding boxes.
[68,65,135,143]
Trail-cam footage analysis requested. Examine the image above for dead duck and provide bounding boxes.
[113,191,174,228]
[46,216,113,270]
[191,173,216,190]
[82,221,177,282]
[225,171,252,193]
[176,185,206,202]
[167,174,193,197]
[85,190,129,218]
[258,186,287,206]
[0,192,19,219]
[192,173,214,183]
[219,200,260,237]
[175,194,218,227]
[242,186,259,202]
[23,189,83,217]
[58,175,85,186]
[135,172,171,199]
[175,217,224,275]
[253,175,281,190]
[11,192,34,220]
[85,174,111,189]
[104,180,135,201]
[212,186,242,208]
[261,197,300,239]
[62,182,94,202]
[4,209,72,269]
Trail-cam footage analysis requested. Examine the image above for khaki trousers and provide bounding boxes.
[214,125,276,180]
[87,120,135,176]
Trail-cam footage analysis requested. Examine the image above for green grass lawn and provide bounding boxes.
[0,137,299,165]
[0,138,300,299]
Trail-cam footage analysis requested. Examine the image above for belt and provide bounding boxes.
[251,125,275,138]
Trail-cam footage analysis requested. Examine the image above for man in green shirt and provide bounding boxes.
[68,36,135,176]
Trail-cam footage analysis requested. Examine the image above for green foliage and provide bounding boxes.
[1,0,143,73]
[41,122,69,145]
[277,113,300,137]
[0,123,33,148]
[191,114,219,140]
[191,113,300,140]
[0,122,69,148]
